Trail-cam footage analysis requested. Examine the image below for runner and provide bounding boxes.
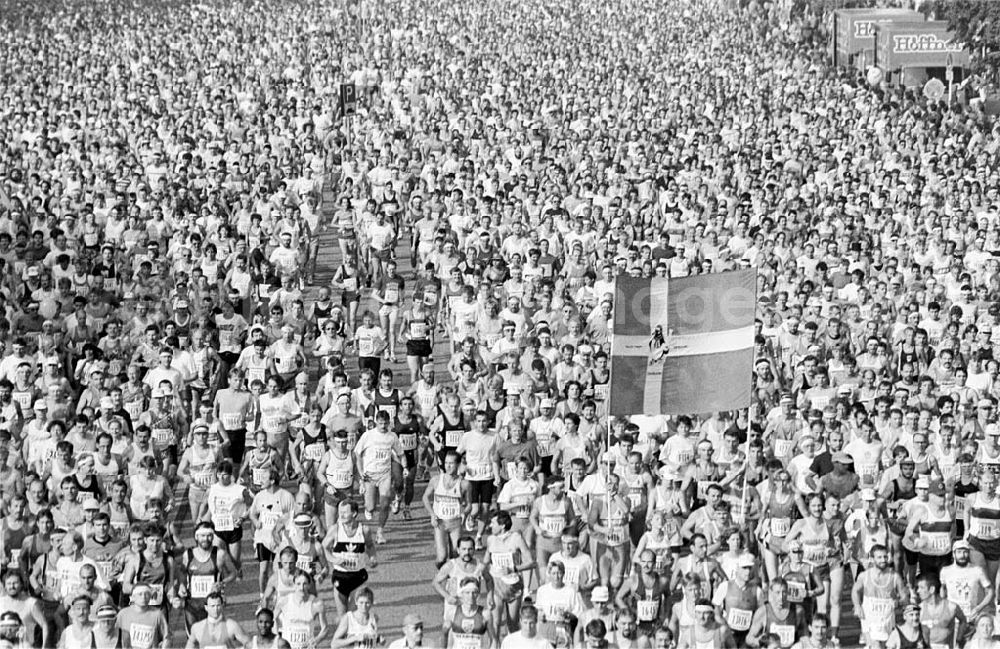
[184,593,250,649]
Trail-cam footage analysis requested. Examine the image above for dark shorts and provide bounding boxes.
[215,528,242,545]
[256,544,276,562]
[918,552,952,574]
[468,479,495,504]
[331,569,369,596]
[406,340,432,357]
[359,356,381,376]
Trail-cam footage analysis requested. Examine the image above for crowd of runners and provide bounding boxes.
[1,0,1000,646]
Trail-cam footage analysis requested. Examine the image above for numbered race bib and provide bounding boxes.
[399,433,417,451]
[410,321,428,339]
[954,496,967,518]
[727,608,753,631]
[130,624,155,649]
[453,633,480,649]
[971,516,1000,540]
[304,443,325,461]
[190,574,214,599]
[384,286,399,303]
[606,525,627,545]
[194,469,214,489]
[594,384,610,401]
[152,428,173,446]
[863,597,895,641]
[803,543,827,565]
[252,467,270,486]
[541,515,564,537]
[637,598,659,622]
[696,480,711,500]
[675,450,693,466]
[296,555,313,573]
[857,463,878,486]
[343,277,358,292]
[125,400,143,421]
[772,623,795,647]
[286,624,312,649]
[467,462,492,480]
[214,512,235,532]
[261,510,280,530]
[774,438,795,459]
[787,579,807,602]
[358,337,375,356]
[221,413,243,430]
[446,429,463,447]
[922,531,951,554]
[336,552,361,571]
[770,517,791,537]
[435,498,461,520]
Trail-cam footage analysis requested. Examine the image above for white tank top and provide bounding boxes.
[433,477,463,521]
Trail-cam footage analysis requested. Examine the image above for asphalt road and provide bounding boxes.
[166,178,445,646]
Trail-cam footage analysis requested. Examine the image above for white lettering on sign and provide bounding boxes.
[854,21,877,38]
[893,34,964,54]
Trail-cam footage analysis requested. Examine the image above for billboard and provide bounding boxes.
[831,8,924,68]
[875,21,971,70]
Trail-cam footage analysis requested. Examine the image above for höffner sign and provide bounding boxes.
[893,33,965,53]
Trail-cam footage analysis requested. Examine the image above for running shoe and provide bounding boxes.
[376,529,387,545]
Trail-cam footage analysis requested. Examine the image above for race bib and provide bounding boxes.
[606,525,627,545]
[467,462,492,480]
[971,516,1000,540]
[727,608,753,631]
[922,531,951,553]
[252,467,270,486]
[435,498,461,520]
[772,623,795,647]
[410,321,428,339]
[261,510,280,529]
[803,543,827,565]
[787,579,806,602]
[594,384,609,401]
[863,597,895,641]
[190,574,214,599]
[770,517,791,537]
[343,277,358,292]
[336,552,361,571]
[124,400,143,421]
[358,337,375,356]
[221,413,243,430]
[399,433,417,451]
[774,439,795,458]
[541,515,564,537]
[446,429,463,447]
[857,463,878,486]
[452,633,480,649]
[286,624,312,649]
[214,513,235,532]
[152,428,173,446]
[194,469,214,488]
[130,624,155,649]
[304,443,325,461]
[637,598,659,622]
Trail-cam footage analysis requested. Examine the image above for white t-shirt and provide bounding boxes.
[500,632,554,649]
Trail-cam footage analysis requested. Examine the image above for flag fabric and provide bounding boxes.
[609,269,756,416]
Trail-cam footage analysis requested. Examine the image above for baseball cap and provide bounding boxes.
[591,586,610,602]
[82,498,101,511]
[915,476,930,489]
[832,452,852,464]
[402,613,423,627]
[539,398,554,409]
[738,554,756,568]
